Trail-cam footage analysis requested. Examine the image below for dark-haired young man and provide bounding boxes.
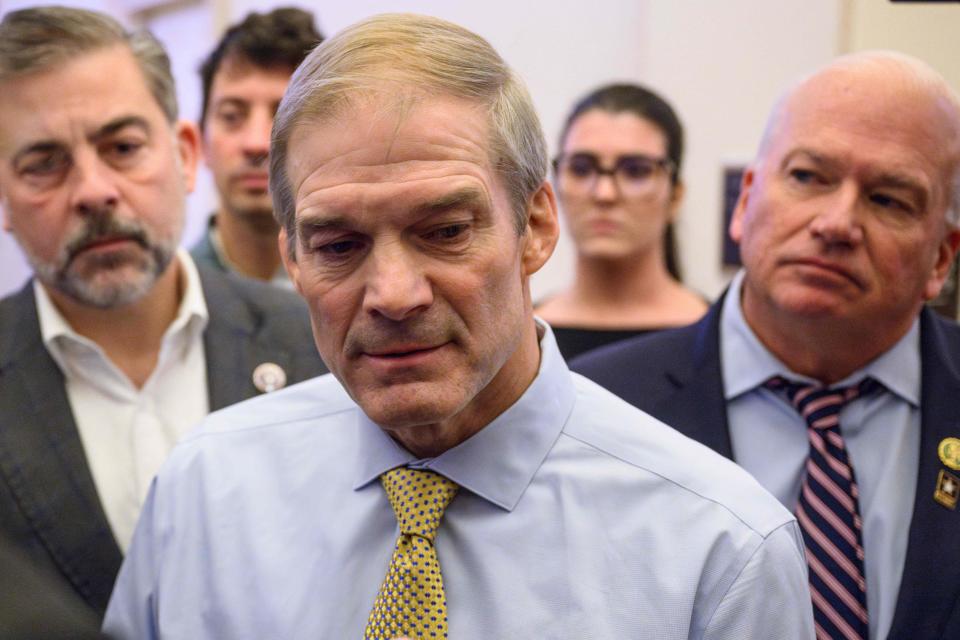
[191,8,323,283]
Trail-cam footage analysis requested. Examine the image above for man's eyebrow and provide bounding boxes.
[780,148,836,170]
[872,171,928,194]
[293,188,489,236]
[91,116,151,142]
[212,97,250,109]
[11,141,64,166]
[296,214,352,237]
[412,187,488,218]
[872,171,930,212]
[783,147,929,202]
[10,116,152,165]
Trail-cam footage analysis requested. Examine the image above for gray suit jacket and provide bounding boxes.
[0,533,104,640]
[0,265,326,620]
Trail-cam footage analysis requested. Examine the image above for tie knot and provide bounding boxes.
[381,467,459,541]
[765,375,880,431]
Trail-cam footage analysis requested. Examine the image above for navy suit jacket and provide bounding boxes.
[0,265,327,619]
[571,301,960,640]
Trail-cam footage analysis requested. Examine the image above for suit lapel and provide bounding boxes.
[198,268,297,410]
[0,284,121,615]
[887,309,960,639]
[649,299,734,459]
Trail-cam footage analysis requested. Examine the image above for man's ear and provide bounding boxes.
[174,120,201,193]
[923,225,960,301]
[278,227,304,295]
[728,167,756,245]
[521,181,560,277]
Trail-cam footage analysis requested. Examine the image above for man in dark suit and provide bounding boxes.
[0,7,325,621]
[573,51,960,640]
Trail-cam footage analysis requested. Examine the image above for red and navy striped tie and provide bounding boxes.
[767,376,879,640]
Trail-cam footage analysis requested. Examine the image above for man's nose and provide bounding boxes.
[242,111,273,163]
[362,242,433,321]
[809,183,864,247]
[69,152,120,215]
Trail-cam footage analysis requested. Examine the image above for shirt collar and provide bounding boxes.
[169,249,210,338]
[208,216,290,285]
[353,318,577,511]
[721,269,920,406]
[36,248,210,357]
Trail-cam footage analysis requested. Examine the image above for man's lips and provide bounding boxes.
[233,172,269,189]
[357,343,451,374]
[787,257,863,288]
[73,234,142,256]
[363,343,445,359]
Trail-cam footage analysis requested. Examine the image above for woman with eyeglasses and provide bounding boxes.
[537,83,708,361]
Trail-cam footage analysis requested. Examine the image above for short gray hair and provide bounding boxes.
[0,6,177,122]
[270,13,547,256]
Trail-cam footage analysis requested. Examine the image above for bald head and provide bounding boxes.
[730,50,960,382]
[757,51,960,225]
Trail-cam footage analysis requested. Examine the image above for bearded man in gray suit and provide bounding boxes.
[0,7,325,622]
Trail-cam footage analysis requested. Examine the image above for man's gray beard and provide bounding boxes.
[36,244,174,309]
[26,213,179,309]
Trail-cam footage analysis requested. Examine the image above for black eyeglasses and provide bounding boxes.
[553,152,674,197]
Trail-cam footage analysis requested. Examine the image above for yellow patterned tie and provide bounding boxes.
[364,467,460,640]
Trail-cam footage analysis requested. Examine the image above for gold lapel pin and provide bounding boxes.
[934,469,959,510]
[252,362,287,393]
[938,437,960,471]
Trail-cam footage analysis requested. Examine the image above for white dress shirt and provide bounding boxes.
[105,321,813,639]
[35,250,209,551]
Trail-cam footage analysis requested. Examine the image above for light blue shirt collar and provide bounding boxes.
[721,269,920,406]
[353,319,577,512]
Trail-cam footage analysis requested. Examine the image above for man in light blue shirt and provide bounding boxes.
[573,52,960,640]
[104,13,813,639]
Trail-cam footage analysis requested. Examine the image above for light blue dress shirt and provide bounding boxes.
[104,322,814,639]
[721,271,919,640]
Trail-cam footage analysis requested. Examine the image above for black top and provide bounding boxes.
[551,326,661,362]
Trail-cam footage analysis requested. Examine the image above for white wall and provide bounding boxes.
[635,1,841,298]
[846,0,960,87]
[0,0,842,301]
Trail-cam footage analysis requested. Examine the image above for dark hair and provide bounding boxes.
[559,83,685,279]
[199,7,323,127]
